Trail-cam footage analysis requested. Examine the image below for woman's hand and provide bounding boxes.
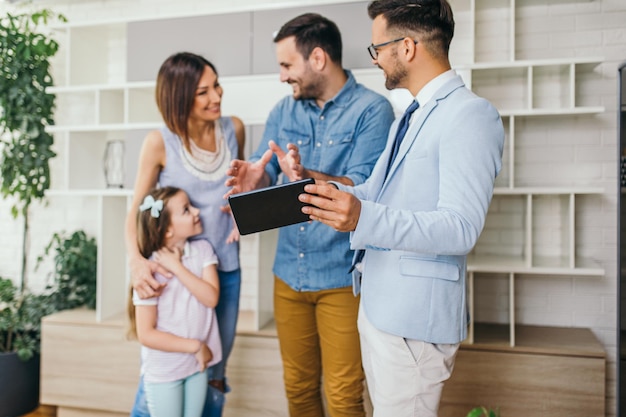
[220,203,240,243]
[224,148,273,198]
[225,225,240,244]
[130,256,169,299]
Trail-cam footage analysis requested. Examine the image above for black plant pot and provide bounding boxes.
[0,352,40,417]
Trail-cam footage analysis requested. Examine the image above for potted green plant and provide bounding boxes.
[467,406,501,417]
[0,7,68,415]
[0,7,66,276]
[0,230,96,415]
[0,278,55,415]
[37,230,98,312]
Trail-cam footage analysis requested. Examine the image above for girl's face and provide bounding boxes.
[190,65,223,122]
[165,191,203,243]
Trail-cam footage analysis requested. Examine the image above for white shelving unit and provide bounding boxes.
[467,186,605,346]
[44,0,605,339]
[446,0,606,347]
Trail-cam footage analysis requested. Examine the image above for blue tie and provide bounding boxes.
[385,99,420,177]
[350,100,420,274]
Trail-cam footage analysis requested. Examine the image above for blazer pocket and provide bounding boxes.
[399,256,460,282]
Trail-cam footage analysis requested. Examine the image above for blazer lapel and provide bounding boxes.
[378,76,466,198]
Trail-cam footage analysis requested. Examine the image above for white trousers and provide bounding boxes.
[358,307,459,417]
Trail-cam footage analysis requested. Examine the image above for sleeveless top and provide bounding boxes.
[159,117,239,272]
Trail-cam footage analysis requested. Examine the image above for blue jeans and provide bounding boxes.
[131,269,241,417]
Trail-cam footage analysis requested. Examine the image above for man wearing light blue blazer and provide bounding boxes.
[298,0,505,416]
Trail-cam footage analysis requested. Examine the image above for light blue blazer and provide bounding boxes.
[336,75,504,344]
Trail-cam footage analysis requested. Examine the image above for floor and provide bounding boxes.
[23,405,56,417]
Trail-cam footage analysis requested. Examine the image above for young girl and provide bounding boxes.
[128,186,222,417]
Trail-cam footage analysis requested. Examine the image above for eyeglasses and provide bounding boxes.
[367,38,418,60]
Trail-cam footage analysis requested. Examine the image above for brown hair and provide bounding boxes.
[155,52,218,153]
[367,0,455,59]
[127,186,182,340]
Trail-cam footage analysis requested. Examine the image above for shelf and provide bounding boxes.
[47,106,606,132]
[46,189,134,197]
[467,254,605,276]
[42,307,122,327]
[499,106,605,117]
[48,57,604,91]
[47,80,155,93]
[47,122,161,133]
[47,109,607,134]
[465,323,605,358]
[44,307,279,338]
[236,310,278,338]
[455,56,604,71]
[493,186,604,195]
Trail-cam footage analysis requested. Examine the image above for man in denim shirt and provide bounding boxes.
[226,13,394,417]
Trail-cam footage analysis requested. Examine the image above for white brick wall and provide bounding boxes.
[1,0,624,414]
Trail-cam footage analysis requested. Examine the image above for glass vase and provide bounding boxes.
[103,140,125,188]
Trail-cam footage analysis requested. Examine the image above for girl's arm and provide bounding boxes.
[154,247,220,308]
[135,305,203,353]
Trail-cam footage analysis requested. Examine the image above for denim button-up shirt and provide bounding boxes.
[251,71,394,291]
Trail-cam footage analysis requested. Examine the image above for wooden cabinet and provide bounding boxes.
[40,310,140,416]
[441,324,606,417]
[41,310,605,417]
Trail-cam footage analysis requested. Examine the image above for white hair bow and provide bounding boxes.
[139,195,164,218]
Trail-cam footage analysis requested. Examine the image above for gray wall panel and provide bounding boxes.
[252,1,372,75]
[127,13,252,81]
[248,124,267,158]
[123,129,151,189]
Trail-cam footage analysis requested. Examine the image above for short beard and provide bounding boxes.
[384,52,408,90]
[294,66,325,100]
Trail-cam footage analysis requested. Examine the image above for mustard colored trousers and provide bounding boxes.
[273,276,365,417]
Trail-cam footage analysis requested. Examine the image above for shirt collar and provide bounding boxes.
[415,69,456,106]
[304,69,356,110]
[183,241,191,258]
[150,241,192,261]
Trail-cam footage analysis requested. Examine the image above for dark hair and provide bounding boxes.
[274,13,343,65]
[367,0,454,59]
[155,52,218,151]
[136,186,183,258]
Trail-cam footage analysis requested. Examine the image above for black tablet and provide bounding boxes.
[228,178,315,235]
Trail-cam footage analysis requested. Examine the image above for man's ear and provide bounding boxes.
[309,46,327,71]
[402,37,418,62]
